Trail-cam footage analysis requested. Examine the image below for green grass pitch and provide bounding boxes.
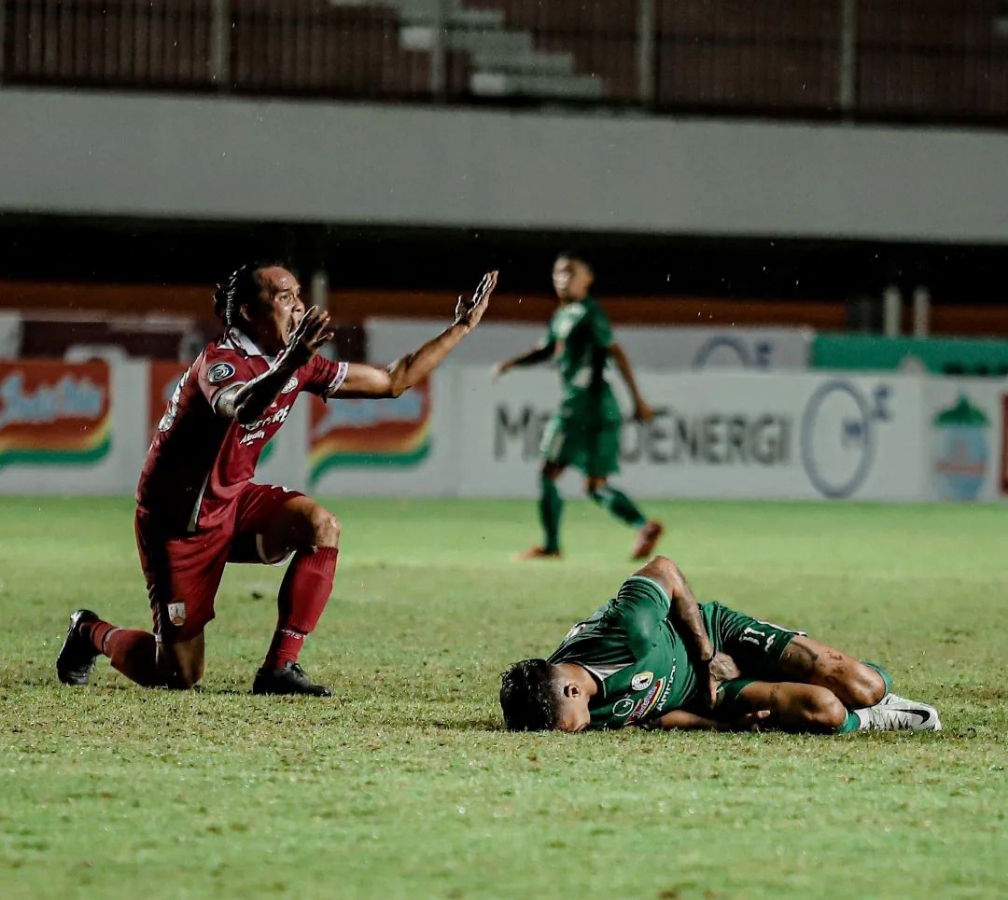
[1,496,1006,900]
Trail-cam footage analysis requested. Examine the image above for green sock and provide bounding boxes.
[836,710,862,734]
[539,476,563,554]
[862,661,893,695]
[589,484,647,528]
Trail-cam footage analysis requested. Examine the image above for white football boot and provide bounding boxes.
[856,694,942,732]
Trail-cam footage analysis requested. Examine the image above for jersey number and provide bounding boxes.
[158,364,193,433]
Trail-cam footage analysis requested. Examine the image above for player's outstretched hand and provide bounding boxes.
[492,361,510,382]
[455,270,498,331]
[285,306,334,367]
[706,651,742,709]
[634,399,655,423]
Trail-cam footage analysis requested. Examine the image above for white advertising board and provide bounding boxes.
[1,359,1004,504]
[366,320,811,371]
[458,367,929,501]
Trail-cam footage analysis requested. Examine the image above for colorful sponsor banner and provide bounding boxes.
[1002,396,1008,497]
[923,379,1005,502]
[0,360,112,468]
[308,378,431,483]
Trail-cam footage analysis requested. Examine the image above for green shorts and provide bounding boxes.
[699,602,804,711]
[540,414,620,478]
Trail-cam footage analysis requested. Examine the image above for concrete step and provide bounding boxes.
[402,25,533,56]
[331,0,504,29]
[470,71,604,100]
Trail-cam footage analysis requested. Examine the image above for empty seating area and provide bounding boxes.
[2,0,1005,123]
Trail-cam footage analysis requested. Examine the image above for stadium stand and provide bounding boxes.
[2,0,1005,122]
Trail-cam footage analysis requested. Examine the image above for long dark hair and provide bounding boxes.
[211,261,285,329]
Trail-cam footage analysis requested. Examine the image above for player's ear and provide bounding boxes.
[563,681,580,699]
[238,303,255,325]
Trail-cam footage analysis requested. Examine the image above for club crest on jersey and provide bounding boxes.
[281,375,299,394]
[166,602,186,626]
[631,671,654,692]
[613,698,635,718]
[207,362,236,384]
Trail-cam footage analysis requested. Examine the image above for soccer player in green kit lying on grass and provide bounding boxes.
[500,556,941,734]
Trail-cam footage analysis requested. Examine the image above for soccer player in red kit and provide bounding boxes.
[56,263,498,696]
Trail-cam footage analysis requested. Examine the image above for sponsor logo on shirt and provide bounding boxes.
[613,698,635,718]
[631,671,654,692]
[281,375,299,394]
[242,405,291,433]
[207,362,236,384]
[626,677,667,724]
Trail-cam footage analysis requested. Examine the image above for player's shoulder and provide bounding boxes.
[199,331,259,379]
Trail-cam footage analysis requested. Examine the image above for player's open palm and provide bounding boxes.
[455,270,498,331]
[286,306,334,367]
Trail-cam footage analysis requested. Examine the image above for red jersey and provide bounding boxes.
[137,328,348,534]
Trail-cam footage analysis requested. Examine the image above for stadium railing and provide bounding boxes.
[0,0,1005,126]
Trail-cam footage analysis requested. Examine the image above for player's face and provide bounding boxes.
[554,692,591,733]
[552,257,594,303]
[250,266,305,355]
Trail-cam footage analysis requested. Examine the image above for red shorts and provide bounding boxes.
[135,483,304,642]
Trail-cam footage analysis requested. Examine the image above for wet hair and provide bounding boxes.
[555,249,594,272]
[499,658,560,731]
[212,261,286,329]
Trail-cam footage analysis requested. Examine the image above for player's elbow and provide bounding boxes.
[645,556,686,593]
[387,380,409,399]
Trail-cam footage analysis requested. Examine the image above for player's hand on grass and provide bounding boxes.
[634,399,655,423]
[721,709,771,732]
[455,271,498,331]
[706,651,741,708]
[285,306,334,367]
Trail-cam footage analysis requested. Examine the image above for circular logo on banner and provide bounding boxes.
[800,381,876,499]
[692,337,750,369]
[207,362,236,384]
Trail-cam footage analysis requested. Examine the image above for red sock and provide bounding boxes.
[264,546,338,668]
[83,620,163,688]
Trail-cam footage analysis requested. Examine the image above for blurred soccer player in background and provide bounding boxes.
[494,251,662,560]
[57,264,498,696]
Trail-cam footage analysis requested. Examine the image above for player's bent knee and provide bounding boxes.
[848,664,886,708]
[804,687,847,730]
[308,506,340,548]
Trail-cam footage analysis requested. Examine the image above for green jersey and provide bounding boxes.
[548,576,703,729]
[544,297,621,423]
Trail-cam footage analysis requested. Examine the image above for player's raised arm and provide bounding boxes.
[217,306,334,425]
[609,342,654,423]
[337,271,498,399]
[636,556,740,709]
[492,342,555,381]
